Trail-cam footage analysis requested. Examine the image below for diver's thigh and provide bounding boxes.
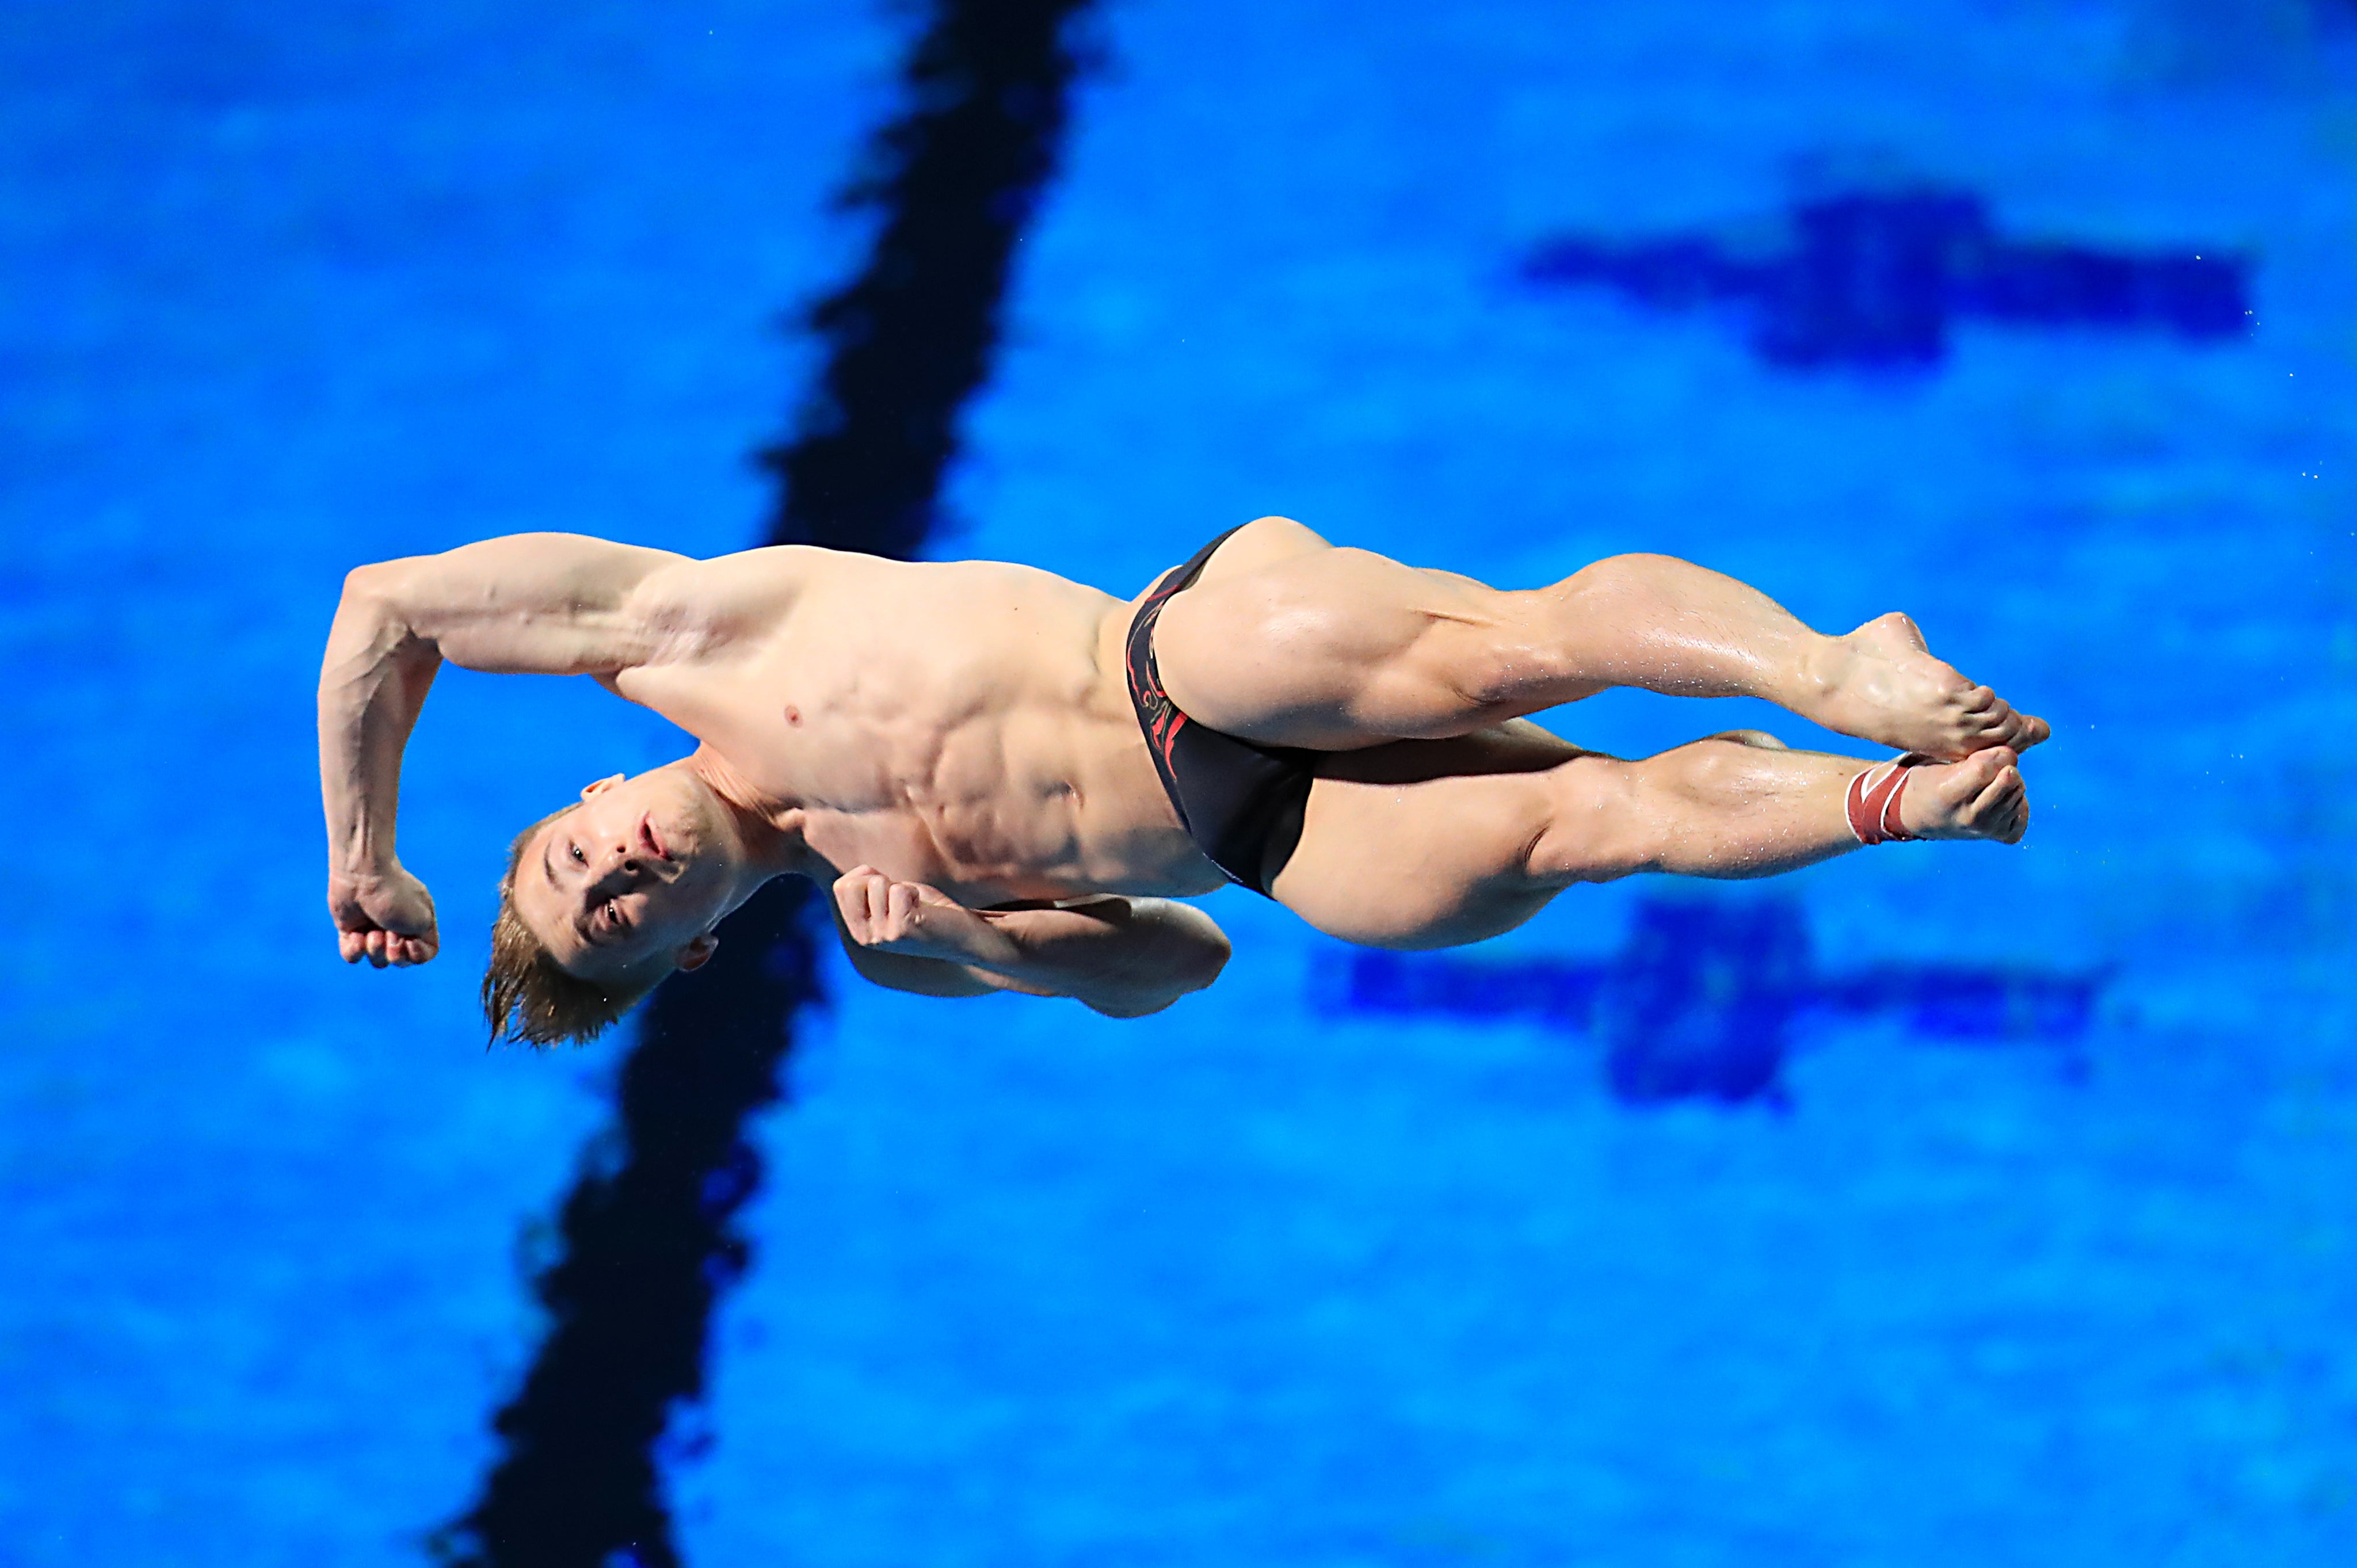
[1153,546,1511,746]
[1271,752,1558,950]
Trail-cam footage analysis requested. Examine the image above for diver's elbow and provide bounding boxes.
[1083,927,1230,1018]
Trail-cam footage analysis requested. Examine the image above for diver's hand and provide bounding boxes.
[832,866,1012,967]
[328,861,440,968]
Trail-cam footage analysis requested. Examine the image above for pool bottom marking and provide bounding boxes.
[1524,185,2251,370]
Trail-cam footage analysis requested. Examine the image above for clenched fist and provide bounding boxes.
[832,865,998,966]
[328,861,440,968]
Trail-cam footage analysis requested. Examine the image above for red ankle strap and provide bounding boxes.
[1847,757,1926,846]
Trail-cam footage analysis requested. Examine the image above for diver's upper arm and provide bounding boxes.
[347,533,699,677]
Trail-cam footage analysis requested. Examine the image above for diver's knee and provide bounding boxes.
[1526,759,1655,884]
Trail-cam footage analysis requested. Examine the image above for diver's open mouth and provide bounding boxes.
[639,813,669,861]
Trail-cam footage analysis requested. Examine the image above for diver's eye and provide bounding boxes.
[570,841,586,864]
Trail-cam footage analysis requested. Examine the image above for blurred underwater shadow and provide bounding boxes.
[1320,896,2110,1108]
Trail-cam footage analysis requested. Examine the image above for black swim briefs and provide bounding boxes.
[1124,528,1319,897]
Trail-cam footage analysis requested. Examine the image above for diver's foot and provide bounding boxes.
[1895,746,2028,844]
[1807,612,2050,761]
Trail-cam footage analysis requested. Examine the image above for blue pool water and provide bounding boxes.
[3,1,2353,1563]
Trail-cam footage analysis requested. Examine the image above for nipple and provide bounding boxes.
[783,705,803,726]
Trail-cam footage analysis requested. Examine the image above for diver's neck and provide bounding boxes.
[682,747,808,882]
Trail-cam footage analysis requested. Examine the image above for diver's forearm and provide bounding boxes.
[318,570,442,873]
[956,898,1231,1017]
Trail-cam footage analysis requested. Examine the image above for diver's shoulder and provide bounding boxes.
[645,541,876,599]
[920,552,1126,604]
[654,545,1121,625]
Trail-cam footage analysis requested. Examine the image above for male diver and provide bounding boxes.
[318,518,2045,1041]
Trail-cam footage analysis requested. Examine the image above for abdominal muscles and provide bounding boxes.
[710,561,1203,900]
[796,700,1196,901]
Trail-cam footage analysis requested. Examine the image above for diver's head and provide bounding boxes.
[483,763,746,1045]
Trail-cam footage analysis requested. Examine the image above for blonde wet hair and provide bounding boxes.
[481,806,654,1046]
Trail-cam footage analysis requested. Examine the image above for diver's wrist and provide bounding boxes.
[328,830,399,880]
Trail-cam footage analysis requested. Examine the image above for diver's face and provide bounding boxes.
[512,767,739,983]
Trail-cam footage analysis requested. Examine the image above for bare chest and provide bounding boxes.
[613,564,1210,899]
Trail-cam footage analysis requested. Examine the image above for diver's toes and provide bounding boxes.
[2000,789,2030,844]
[1970,751,2020,810]
[1932,751,1998,815]
[1988,769,2029,841]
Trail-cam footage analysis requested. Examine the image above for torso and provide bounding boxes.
[603,545,1226,905]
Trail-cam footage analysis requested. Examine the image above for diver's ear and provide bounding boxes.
[580,774,627,800]
[674,932,720,973]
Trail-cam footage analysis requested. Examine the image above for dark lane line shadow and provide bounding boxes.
[433,5,1099,1563]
